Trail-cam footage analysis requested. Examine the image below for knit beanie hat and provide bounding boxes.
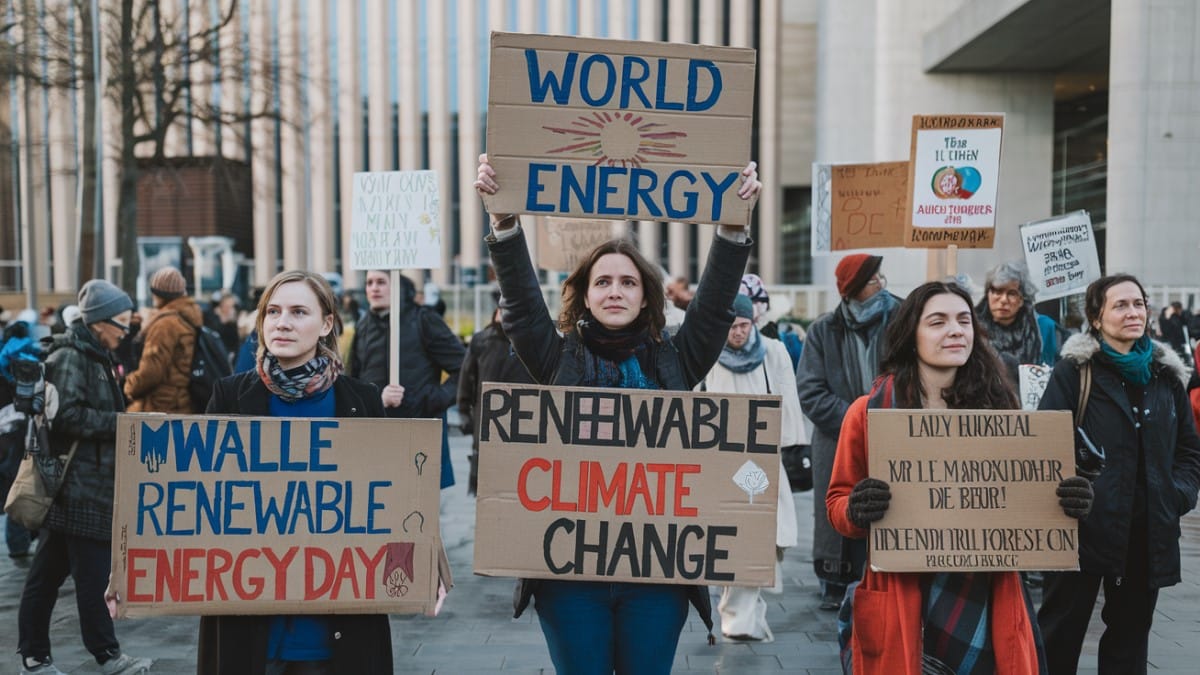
[149,266,187,300]
[835,254,883,298]
[732,294,755,320]
[78,279,134,325]
[739,274,769,306]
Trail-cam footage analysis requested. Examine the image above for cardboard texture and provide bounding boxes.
[866,409,1079,573]
[473,383,780,587]
[905,114,1004,249]
[1019,210,1101,302]
[349,170,442,270]
[111,414,446,617]
[829,161,909,250]
[484,32,757,226]
[536,218,620,271]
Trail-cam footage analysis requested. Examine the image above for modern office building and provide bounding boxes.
[1,0,1195,306]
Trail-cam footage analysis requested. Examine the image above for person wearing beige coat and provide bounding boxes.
[124,267,202,413]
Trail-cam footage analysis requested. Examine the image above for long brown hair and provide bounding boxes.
[880,281,1017,409]
[558,239,665,339]
[254,270,343,365]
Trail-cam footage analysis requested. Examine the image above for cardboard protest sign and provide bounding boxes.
[866,409,1078,572]
[484,32,757,226]
[111,414,446,617]
[1019,364,1053,411]
[905,114,1004,248]
[1019,210,1101,302]
[349,170,442,270]
[829,161,908,250]
[536,218,618,271]
[474,383,780,587]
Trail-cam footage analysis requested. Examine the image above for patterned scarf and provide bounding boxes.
[577,315,658,389]
[975,301,1042,365]
[1099,334,1154,386]
[718,325,767,373]
[257,346,343,402]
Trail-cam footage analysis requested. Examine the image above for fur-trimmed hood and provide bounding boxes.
[1059,332,1190,387]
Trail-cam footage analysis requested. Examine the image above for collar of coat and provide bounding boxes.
[1058,331,1190,387]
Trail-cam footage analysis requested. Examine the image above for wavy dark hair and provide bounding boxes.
[558,239,666,339]
[1084,273,1148,337]
[880,281,1017,409]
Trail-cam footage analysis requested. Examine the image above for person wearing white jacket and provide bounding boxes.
[701,294,802,642]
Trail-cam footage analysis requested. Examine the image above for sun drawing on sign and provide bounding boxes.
[543,112,687,167]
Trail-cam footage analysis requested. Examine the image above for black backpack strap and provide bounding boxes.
[1075,362,1092,427]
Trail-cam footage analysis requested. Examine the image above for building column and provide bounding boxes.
[636,0,662,262]
[307,0,335,274]
[278,0,306,271]
[694,0,722,275]
[367,0,390,173]
[337,0,363,288]
[757,0,782,284]
[248,0,278,285]
[456,0,482,285]
[666,0,691,279]
[46,0,77,292]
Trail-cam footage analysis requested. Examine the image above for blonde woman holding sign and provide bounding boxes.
[196,271,393,675]
[826,281,1092,675]
[475,155,760,674]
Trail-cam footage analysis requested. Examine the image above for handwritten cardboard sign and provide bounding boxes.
[536,218,618,271]
[905,114,1004,249]
[111,414,446,617]
[829,161,908,250]
[866,409,1078,572]
[473,383,780,587]
[484,32,757,226]
[349,170,442,270]
[1019,210,1101,302]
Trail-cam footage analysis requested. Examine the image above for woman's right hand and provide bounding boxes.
[474,153,517,230]
[381,383,405,408]
[848,477,891,529]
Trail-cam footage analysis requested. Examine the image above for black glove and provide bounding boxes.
[848,478,891,529]
[1057,476,1094,520]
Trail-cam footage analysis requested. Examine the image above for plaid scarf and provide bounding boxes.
[257,348,342,402]
[921,572,995,674]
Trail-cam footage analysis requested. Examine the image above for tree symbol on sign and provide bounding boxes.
[733,460,770,504]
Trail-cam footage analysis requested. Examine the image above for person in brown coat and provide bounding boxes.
[124,266,202,413]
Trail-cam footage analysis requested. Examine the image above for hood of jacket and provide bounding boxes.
[1059,331,1190,387]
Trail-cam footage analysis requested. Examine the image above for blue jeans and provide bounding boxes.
[534,580,689,675]
[18,530,121,664]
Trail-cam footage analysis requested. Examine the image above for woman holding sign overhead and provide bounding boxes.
[475,155,760,673]
[826,281,1093,675]
[196,271,394,675]
[1036,274,1200,675]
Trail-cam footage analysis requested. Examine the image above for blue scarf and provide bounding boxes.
[718,326,767,373]
[1099,334,1154,386]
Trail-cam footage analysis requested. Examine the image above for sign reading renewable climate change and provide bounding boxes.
[484,32,757,226]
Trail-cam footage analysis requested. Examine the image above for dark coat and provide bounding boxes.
[488,226,753,634]
[1039,333,1200,588]
[349,296,466,419]
[42,323,125,541]
[195,371,394,675]
[124,296,203,413]
[456,321,534,456]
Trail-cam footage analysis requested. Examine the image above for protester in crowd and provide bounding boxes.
[17,280,152,675]
[123,267,202,413]
[456,291,534,495]
[206,290,241,361]
[0,311,43,559]
[796,253,900,610]
[195,270,392,674]
[475,154,760,673]
[1037,274,1200,674]
[975,261,1044,377]
[828,280,1092,674]
[738,273,779,339]
[349,270,465,489]
[1157,301,1191,365]
[702,294,799,642]
[665,275,694,311]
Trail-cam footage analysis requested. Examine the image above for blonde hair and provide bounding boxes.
[254,270,343,367]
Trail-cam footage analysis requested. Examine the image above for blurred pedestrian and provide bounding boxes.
[124,267,202,413]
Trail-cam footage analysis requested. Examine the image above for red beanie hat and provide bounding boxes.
[835,254,883,298]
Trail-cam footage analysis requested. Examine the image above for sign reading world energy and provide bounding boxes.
[484,32,757,227]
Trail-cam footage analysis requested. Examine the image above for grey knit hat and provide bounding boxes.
[732,294,755,320]
[78,279,134,325]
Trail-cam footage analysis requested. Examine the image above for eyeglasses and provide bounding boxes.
[104,318,132,335]
[987,287,1022,302]
[867,273,887,289]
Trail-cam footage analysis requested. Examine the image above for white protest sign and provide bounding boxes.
[906,114,1004,249]
[1019,364,1053,411]
[1019,211,1101,302]
[349,171,442,270]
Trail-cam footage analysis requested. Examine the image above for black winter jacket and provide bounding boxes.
[196,371,394,675]
[350,301,465,419]
[456,321,534,451]
[488,226,752,634]
[43,323,125,541]
[1039,333,1200,588]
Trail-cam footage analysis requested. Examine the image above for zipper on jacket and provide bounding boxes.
[1114,576,1123,587]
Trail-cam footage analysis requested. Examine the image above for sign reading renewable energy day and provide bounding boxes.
[484,32,757,226]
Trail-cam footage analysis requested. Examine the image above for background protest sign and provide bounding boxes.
[484,32,757,226]
[474,383,780,587]
[811,161,908,253]
[111,414,445,617]
[536,218,619,271]
[1019,210,1101,302]
[866,409,1078,573]
[905,114,1004,249]
[349,170,442,270]
[1019,364,1053,411]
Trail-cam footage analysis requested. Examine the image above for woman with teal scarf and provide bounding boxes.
[1037,274,1200,674]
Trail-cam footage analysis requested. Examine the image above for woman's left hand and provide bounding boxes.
[737,161,762,201]
[1057,476,1094,519]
